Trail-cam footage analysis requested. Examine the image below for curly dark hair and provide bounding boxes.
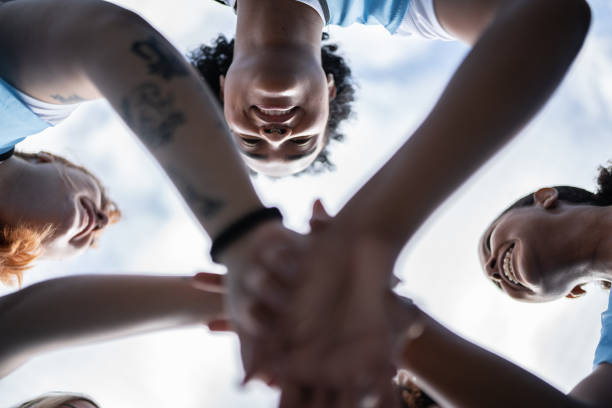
[500,163,612,216]
[188,33,355,173]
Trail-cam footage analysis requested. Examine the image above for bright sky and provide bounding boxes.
[1,0,612,407]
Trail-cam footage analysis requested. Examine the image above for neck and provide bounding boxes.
[234,0,323,57]
[0,156,27,223]
[571,205,612,283]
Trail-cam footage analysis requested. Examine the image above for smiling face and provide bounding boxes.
[221,47,335,176]
[478,188,594,302]
[2,152,118,259]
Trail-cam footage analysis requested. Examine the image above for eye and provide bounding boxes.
[241,137,261,146]
[290,137,312,145]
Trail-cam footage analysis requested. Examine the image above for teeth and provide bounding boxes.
[502,246,520,285]
[259,108,293,116]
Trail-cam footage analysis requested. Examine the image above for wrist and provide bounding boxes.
[192,287,225,323]
[211,207,283,263]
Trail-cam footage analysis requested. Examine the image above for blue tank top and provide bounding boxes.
[0,78,50,155]
[325,0,411,33]
[594,292,612,367]
[212,0,412,34]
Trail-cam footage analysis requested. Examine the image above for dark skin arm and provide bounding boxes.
[335,0,591,257]
[396,305,612,408]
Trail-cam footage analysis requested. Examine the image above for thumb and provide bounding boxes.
[192,272,226,293]
[309,199,333,232]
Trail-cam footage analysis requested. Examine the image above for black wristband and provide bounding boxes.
[0,147,15,163]
[210,207,282,263]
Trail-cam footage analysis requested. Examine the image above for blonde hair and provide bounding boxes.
[0,224,53,287]
[16,392,99,408]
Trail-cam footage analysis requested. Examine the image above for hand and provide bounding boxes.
[191,272,231,332]
[278,235,401,407]
[217,219,306,382]
[192,270,283,385]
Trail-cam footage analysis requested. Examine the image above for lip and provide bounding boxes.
[252,106,298,124]
[72,197,96,242]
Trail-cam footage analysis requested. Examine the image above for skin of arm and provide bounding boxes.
[0,0,298,347]
[0,0,262,238]
[0,273,224,378]
[395,304,612,408]
[333,0,591,258]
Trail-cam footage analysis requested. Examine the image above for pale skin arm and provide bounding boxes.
[333,0,591,257]
[0,273,225,378]
[395,305,612,408]
[0,0,262,238]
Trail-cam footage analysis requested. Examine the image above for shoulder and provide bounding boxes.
[570,363,612,407]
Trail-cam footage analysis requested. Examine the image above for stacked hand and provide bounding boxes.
[211,201,415,407]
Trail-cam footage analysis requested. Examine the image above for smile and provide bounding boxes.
[502,245,520,285]
[253,106,298,123]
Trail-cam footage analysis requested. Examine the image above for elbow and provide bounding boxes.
[534,0,591,43]
[557,0,591,39]
[64,1,153,57]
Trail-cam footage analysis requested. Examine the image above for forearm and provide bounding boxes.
[335,0,590,256]
[0,274,222,376]
[78,3,263,237]
[0,0,262,237]
[398,308,591,408]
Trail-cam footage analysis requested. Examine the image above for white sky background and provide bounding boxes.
[1,0,612,406]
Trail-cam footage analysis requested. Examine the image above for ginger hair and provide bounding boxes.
[0,151,121,286]
[0,224,54,287]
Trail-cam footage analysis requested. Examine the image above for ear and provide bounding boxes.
[566,284,587,299]
[326,73,336,101]
[36,152,54,163]
[533,187,558,209]
[309,199,333,232]
[219,75,225,102]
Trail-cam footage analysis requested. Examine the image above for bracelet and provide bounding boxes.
[210,207,283,263]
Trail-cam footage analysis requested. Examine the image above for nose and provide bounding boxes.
[259,125,293,145]
[485,257,502,282]
[95,209,110,230]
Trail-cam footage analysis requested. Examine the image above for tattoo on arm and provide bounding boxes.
[121,82,186,148]
[166,168,225,219]
[51,94,85,104]
[131,36,188,81]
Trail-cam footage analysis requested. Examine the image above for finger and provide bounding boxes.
[192,272,225,293]
[309,199,333,232]
[207,319,233,332]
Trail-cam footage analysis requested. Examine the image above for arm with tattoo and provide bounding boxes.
[0,0,264,238]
